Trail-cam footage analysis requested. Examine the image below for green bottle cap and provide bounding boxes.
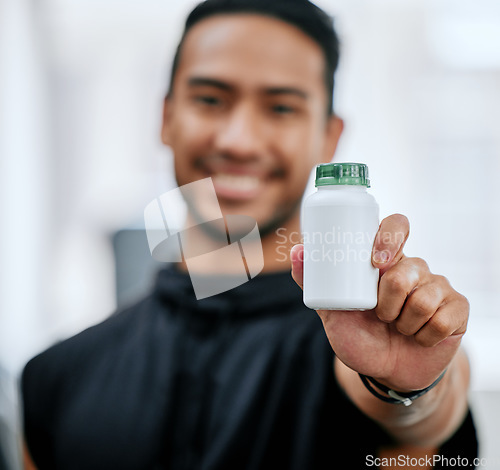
[315,162,370,187]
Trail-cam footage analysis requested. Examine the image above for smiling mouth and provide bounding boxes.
[213,173,260,191]
[195,158,285,202]
[211,173,261,200]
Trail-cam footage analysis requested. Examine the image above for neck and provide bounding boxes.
[176,211,301,275]
[260,211,301,273]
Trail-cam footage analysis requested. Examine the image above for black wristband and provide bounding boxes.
[359,370,447,407]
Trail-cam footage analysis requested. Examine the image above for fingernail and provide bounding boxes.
[373,250,390,264]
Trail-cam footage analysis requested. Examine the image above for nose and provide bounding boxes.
[214,102,265,160]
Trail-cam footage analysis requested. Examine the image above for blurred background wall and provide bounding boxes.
[1,0,499,468]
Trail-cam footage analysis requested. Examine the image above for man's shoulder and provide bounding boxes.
[22,293,161,392]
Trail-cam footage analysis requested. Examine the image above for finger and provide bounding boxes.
[372,214,409,273]
[375,257,427,323]
[394,276,449,336]
[414,295,469,347]
[290,244,304,289]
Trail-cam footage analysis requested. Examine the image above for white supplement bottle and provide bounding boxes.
[302,162,379,310]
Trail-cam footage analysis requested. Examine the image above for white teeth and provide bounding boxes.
[213,173,260,192]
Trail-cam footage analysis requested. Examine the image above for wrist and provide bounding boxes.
[334,358,450,424]
[359,371,447,407]
[334,351,470,446]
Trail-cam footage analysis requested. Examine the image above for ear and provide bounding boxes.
[320,115,344,163]
[161,97,173,147]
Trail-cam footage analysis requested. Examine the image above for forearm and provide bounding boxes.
[334,348,470,447]
[23,441,37,470]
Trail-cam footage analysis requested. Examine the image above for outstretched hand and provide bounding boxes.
[291,214,469,392]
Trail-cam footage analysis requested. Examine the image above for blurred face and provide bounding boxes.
[162,14,342,236]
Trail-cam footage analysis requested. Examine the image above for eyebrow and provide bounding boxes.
[265,87,308,100]
[187,77,309,100]
[187,77,233,91]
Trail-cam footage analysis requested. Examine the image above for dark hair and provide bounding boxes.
[167,0,340,115]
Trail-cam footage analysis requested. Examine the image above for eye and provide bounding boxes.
[271,104,296,115]
[193,95,222,107]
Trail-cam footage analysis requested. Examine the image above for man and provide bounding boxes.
[22,0,477,469]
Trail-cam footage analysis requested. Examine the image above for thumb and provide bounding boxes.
[372,214,409,273]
